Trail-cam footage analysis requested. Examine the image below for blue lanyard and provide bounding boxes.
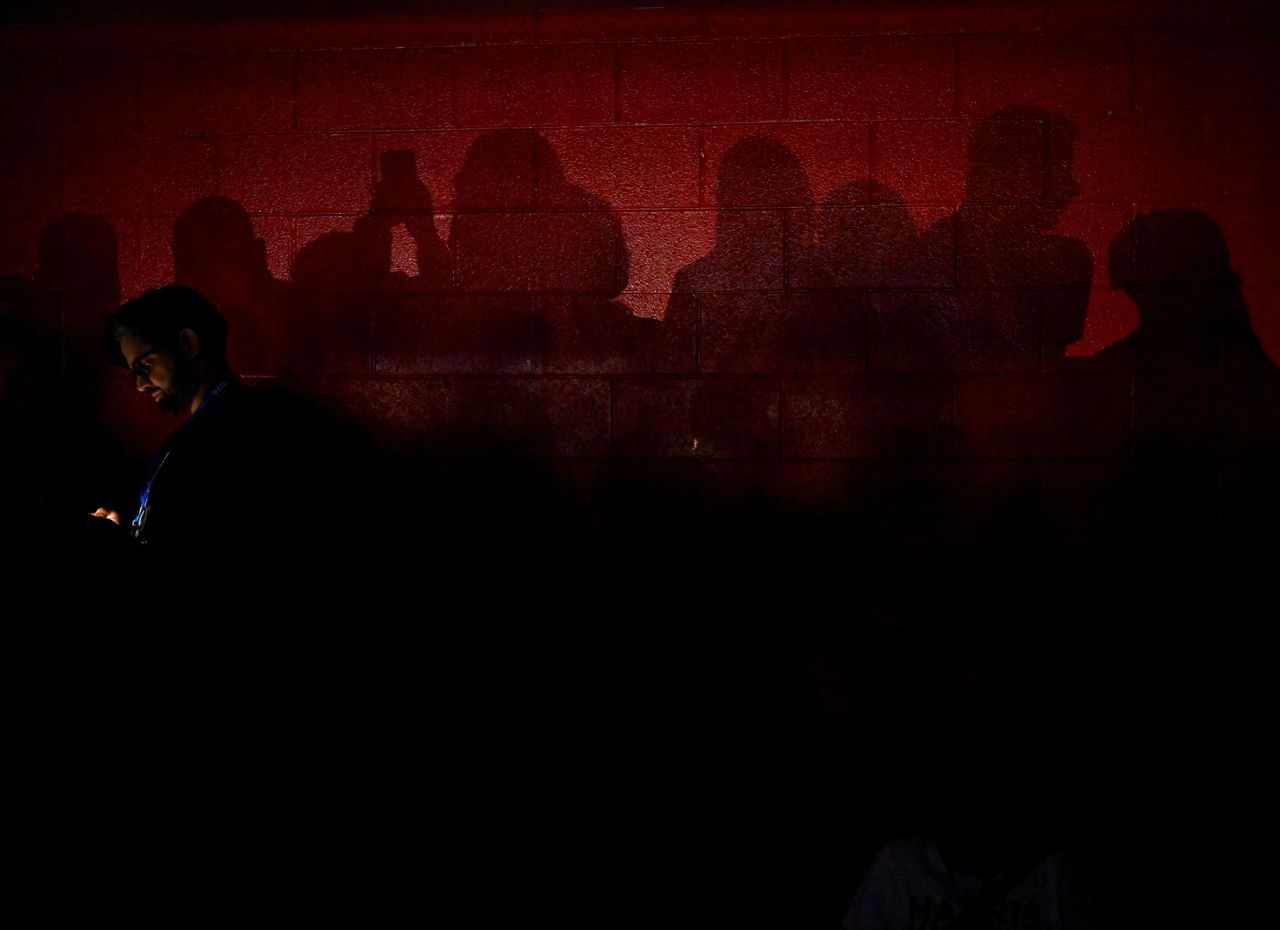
[130,380,232,541]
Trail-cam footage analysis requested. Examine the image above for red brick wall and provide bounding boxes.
[3,0,1277,535]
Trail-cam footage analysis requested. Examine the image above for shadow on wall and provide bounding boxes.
[1,113,1277,554]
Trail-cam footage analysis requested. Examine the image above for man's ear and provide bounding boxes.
[176,327,202,360]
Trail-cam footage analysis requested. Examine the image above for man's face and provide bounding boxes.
[119,332,196,416]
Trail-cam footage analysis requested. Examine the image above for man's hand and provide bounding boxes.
[90,507,121,526]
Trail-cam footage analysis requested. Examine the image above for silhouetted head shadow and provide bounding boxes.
[712,135,819,277]
[172,197,296,377]
[0,215,117,376]
[666,135,842,378]
[819,180,916,288]
[451,127,617,216]
[965,107,1079,229]
[1103,209,1269,371]
[1088,210,1279,543]
[13,213,122,383]
[959,108,1089,361]
[673,134,824,295]
[450,129,627,297]
[175,197,277,305]
[439,129,652,372]
[452,128,540,212]
[715,135,814,210]
[888,108,1090,371]
[31,213,120,300]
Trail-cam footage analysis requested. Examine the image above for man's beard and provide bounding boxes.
[155,390,189,415]
[156,363,200,416]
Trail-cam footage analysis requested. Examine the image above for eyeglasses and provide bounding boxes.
[127,346,165,382]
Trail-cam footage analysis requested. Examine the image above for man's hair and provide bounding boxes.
[105,285,228,366]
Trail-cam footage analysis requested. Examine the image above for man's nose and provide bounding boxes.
[134,371,152,391]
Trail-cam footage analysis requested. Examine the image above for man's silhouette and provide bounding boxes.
[173,197,287,374]
[447,128,651,371]
[1090,209,1280,541]
[818,180,917,290]
[893,108,1090,371]
[666,135,839,374]
[97,285,326,562]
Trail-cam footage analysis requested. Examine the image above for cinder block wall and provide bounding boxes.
[2,0,1276,537]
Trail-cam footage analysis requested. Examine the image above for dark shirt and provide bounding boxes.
[133,379,310,562]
